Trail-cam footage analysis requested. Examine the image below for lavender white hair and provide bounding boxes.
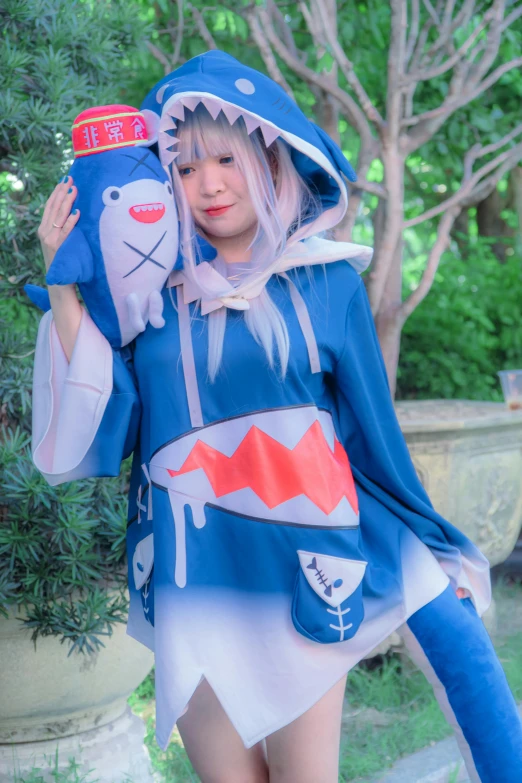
[170,103,320,382]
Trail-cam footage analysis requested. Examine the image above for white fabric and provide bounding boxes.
[141,463,153,521]
[32,308,113,485]
[167,236,373,316]
[281,272,321,373]
[132,533,154,590]
[437,552,492,618]
[176,287,204,428]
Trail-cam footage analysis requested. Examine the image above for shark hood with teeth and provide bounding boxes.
[141,50,372,286]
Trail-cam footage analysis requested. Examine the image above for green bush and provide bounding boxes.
[397,236,522,401]
[0,0,148,654]
[0,302,133,655]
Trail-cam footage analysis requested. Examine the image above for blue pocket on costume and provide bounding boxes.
[291,550,367,644]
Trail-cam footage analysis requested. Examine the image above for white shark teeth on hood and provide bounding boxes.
[200,96,223,120]
[159,133,180,149]
[243,114,262,135]
[168,102,186,122]
[158,133,170,152]
[161,151,177,166]
[221,103,243,126]
[180,96,201,112]
[260,124,280,148]
[159,113,178,132]
[160,145,181,166]
[159,132,179,155]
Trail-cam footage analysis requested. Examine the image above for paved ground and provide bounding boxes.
[370,702,522,783]
[369,734,469,782]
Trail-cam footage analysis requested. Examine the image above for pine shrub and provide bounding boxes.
[0,0,149,654]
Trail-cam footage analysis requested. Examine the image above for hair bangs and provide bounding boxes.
[176,107,241,166]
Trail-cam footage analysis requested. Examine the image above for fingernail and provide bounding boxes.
[72,209,78,215]
[67,187,72,194]
[62,176,67,183]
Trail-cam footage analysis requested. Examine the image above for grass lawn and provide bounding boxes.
[128,580,522,782]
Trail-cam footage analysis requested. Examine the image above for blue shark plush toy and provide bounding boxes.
[26,105,179,348]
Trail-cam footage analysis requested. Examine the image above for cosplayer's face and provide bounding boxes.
[177,154,258,248]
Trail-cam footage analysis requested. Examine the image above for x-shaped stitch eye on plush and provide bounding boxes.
[122,150,161,178]
[123,231,168,278]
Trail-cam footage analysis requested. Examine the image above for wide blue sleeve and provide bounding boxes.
[31,308,141,485]
[332,280,491,613]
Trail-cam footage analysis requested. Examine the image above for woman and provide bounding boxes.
[33,51,522,783]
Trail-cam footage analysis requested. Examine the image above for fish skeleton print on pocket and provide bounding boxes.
[292,551,367,643]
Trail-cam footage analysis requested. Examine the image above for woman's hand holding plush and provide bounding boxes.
[37,176,83,360]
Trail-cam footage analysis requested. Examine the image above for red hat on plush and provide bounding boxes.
[71,104,157,158]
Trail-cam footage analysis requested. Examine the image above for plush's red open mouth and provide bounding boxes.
[129,203,165,223]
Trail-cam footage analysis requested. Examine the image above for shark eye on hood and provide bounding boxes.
[235,78,255,94]
[164,180,173,198]
[102,186,123,206]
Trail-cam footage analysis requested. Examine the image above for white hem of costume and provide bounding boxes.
[215,603,410,751]
[152,599,423,752]
[150,532,451,752]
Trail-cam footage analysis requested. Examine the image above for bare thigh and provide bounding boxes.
[176,677,269,783]
[265,673,347,783]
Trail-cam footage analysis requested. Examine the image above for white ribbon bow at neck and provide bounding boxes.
[169,261,252,315]
[167,237,374,316]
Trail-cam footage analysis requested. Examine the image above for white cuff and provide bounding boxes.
[32,309,113,485]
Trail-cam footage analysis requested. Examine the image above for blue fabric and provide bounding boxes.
[24,284,51,312]
[292,566,365,643]
[46,260,520,754]
[44,147,176,348]
[85,261,486,619]
[408,586,522,781]
[332,279,482,572]
[47,225,94,286]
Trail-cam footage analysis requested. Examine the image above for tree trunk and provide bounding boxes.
[373,233,404,398]
[451,209,470,259]
[366,145,405,393]
[476,187,515,263]
[510,165,522,257]
[316,91,340,146]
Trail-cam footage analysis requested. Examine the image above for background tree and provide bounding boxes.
[142,0,522,395]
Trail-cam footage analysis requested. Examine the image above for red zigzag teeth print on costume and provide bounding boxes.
[167,421,359,515]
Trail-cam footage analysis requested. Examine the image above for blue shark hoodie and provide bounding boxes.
[29,51,522,780]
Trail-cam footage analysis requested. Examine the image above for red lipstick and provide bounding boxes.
[205,205,232,217]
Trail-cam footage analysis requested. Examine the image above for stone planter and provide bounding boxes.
[0,589,155,782]
[395,400,522,567]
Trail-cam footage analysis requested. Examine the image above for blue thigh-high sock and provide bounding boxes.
[407,585,522,783]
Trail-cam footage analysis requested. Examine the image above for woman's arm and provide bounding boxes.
[31,177,141,485]
[37,176,81,360]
